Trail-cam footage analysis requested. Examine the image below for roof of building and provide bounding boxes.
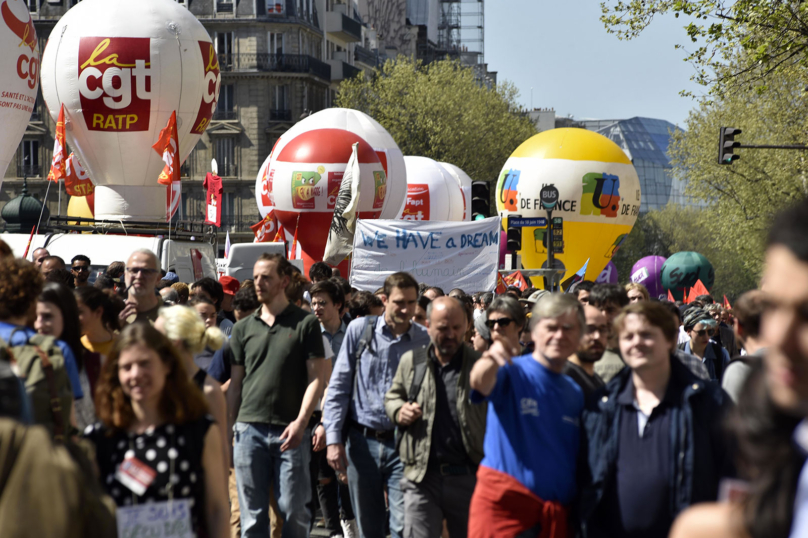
[592,117,683,168]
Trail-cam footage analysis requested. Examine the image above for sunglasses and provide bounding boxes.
[71,266,89,272]
[486,317,515,329]
[126,267,159,276]
[693,329,715,337]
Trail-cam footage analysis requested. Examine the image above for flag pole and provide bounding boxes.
[35,179,52,235]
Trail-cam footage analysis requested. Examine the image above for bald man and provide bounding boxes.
[385,297,487,538]
[32,247,49,268]
[119,248,163,325]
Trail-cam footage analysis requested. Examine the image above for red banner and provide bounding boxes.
[64,153,94,197]
[204,173,222,227]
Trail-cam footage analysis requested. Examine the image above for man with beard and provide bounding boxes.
[118,249,163,325]
[563,304,608,399]
[385,297,487,538]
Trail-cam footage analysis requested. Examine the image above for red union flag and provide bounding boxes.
[152,111,180,186]
[64,153,94,197]
[78,37,152,132]
[191,41,220,134]
[503,271,529,291]
[250,211,279,243]
[47,105,67,183]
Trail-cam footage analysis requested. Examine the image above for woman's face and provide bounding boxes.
[76,298,102,335]
[35,301,64,339]
[194,303,217,329]
[117,344,170,405]
[471,328,489,352]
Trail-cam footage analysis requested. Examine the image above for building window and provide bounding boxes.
[214,84,235,120]
[20,140,40,177]
[215,137,236,177]
[222,192,237,231]
[268,32,284,55]
[272,85,289,111]
[27,0,37,13]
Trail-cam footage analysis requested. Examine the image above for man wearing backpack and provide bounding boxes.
[323,272,430,538]
[0,258,81,438]
[385,296,487,538]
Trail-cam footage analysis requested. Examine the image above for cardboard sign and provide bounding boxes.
[116,499,193,538]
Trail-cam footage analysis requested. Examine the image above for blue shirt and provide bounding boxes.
[683,341,730,380]
[0,322,83,400]
[321,321,347,359]
[472,355,583,504]
[323,316,430,445]
[790,420,808,538]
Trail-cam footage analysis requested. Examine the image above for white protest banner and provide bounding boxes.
[116,499,193,538]
[350,217,501,292]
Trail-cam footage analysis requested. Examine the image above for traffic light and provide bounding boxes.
[471,181,490,220]
[718,127,742,165]
[507,214,522,251]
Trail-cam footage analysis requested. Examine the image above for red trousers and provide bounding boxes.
[468,466,569,538]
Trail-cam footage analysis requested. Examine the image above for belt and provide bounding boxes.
[350,421,395,441]
[438,463,477,476]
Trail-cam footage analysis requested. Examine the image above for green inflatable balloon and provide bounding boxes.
[660,251,715,301]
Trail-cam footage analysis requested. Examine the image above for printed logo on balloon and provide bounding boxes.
[402,184,430,221]
[291,167,324,209]
[580,173,620,218]
[3,1,37,90]
[78,37,152,132]
[372,170,386,209]
[191,41,220,134]
[497,169,520,212]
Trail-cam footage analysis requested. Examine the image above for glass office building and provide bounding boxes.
[582,117,697,212]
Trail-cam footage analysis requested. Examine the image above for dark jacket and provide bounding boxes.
[385,343,486,483]
[577,356,733,538]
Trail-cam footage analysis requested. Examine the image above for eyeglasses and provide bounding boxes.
[71,266,89,272]
[693,329,715,337]
[126,267,158,276]
[486,317,515,329]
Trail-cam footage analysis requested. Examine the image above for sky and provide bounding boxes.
[484,0,704,127]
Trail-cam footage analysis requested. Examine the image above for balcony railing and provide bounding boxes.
[269,109,292,122]
[354,45,378,67]
[216,1,234,13]
[213,109,237,121]
[218,53,331,81]
[18,164,41,177]
[326,11,362,42]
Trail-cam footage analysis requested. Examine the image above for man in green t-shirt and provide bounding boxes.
[227,253,327,538]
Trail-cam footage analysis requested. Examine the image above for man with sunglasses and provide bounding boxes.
[680,309,729,381]
[71,255,91,288]
[118,249,163,325]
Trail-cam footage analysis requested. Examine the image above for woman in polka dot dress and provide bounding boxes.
[84,323,230,538]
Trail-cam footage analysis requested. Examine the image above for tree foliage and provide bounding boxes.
[335,57,536,182]
[600,0,808,96]
[613,205,760,300]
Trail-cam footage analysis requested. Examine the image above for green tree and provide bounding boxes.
[667,62,808,278]
[335,57,536,183]
[600,0,808,96]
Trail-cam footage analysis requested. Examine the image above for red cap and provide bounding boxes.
[219,275,240,296]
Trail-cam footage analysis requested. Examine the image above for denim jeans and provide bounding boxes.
[234,422,312,538]
[345,427,404,538]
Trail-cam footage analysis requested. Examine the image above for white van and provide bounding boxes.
[217,242,303,281]
[1,232,217,283]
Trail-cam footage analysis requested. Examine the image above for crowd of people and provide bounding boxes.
[0,196,807,538]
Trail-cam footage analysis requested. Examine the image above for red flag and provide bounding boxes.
[47,105,67,183]
[723,295,732,310]
[691,279,710,299]
[250,211,280,243]
[667,289,675,302]
[166,181,181,221]
[503,271,529,291]
[289,220,299,260]
[495,273,507,294]
[64,153,94,197]
[152,111,180,186]
[273,222,284,243]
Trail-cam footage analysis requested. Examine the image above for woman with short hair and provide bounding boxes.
[84,323,229,538]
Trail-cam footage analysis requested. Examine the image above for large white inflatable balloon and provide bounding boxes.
[40,0,220,220]
[400,157,464,222]
[440,162,472,221]
[255,107,407,220]
[0,0,38,183]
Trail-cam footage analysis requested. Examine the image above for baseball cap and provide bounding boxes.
[162,271,180,284]
[220,275,240,296]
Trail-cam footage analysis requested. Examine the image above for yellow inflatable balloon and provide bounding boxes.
[496,128,641,288]
[66,194,94,226]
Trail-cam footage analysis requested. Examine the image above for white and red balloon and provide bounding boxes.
[400,157,464,222]
[256,108,407,220]
[256,128,387,274]
[439,162,472,221]
[40,0,220,220]
[0,0,38,184]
